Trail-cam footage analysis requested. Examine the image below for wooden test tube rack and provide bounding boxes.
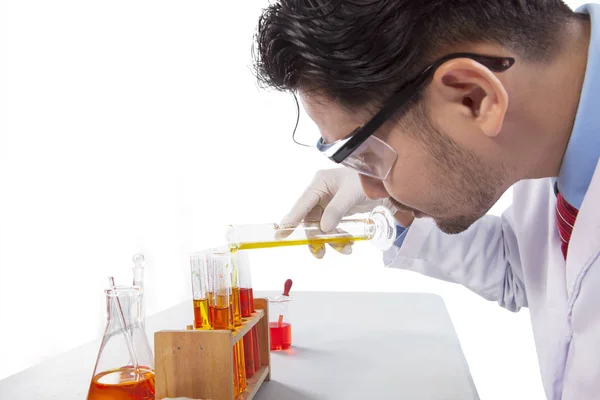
[154,298,271,400]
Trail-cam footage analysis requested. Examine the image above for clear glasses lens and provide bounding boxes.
[340,136,397,180]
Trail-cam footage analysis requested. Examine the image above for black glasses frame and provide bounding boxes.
[293,52,515,161]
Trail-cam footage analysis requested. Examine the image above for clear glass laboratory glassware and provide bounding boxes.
[208,251,233,330]
[235,250,254,318]
[233,250,258,378]
[268,295,292,351]
[228,252,243,328]
[227,205,396,252]
[131,254,146,329]
[132,254,145,288]
[190,252,211,330]
[208,250,247,394]
[87,286,155,400]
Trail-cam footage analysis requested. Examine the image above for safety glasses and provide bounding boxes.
[298,52,515,180]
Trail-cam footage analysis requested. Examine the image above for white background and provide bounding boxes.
[0,1,595,399]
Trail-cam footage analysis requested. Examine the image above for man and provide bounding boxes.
[253,0,600,399]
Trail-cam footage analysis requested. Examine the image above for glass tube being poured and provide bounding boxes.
[227,206,396,252]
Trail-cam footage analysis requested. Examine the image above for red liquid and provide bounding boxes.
[269,322,292,350]
[252,326,261,370]
[243,332,256,378]
[249,288,256,312]
[240,288,252,318]
[87,366,155,400]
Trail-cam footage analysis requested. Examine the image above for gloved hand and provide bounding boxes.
[280,168,399,258]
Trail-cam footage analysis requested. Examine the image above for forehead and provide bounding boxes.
[298,91,367,144]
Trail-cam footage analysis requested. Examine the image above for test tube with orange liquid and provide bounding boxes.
[209,250,247,396]
[190,252,211,330]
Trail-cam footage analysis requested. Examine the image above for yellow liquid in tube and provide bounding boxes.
[230,236,369,252]
[227,206,395,253]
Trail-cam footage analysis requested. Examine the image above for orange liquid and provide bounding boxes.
[233,346,240,396]
[193,298,211,330]
[208,292,214,324]
[228,301,235,330]
[210,305,229,330]
[87,366,155,400]
[232,287,242,327]
[235,341,247,393]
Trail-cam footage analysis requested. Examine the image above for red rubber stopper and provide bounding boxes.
[283,279,293,296]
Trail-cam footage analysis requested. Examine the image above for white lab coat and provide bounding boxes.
[383,159,600,399]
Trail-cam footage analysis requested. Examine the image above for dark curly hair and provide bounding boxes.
[253,0,575,112]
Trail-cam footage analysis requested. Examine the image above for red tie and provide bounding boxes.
[556,192,579,259]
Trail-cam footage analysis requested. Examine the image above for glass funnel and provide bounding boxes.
[87,286,155,400]
[227,205,396,252]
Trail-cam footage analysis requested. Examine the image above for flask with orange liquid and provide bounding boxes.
[87,281,155,400]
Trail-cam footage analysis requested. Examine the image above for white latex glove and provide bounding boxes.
[280,168,398,258]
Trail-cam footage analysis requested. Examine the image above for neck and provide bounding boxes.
[509,16,591,181]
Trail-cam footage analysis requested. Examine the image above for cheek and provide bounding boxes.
[359,175,389,199]
[383,147,433,208]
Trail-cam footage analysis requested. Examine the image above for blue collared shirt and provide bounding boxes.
[395,3,600,247]
[556,4,600,208]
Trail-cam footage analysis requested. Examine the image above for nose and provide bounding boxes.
[359,174,389,200]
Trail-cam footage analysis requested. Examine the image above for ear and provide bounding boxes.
[430,58,509,137]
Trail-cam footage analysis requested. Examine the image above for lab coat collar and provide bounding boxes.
[566,158,600,302]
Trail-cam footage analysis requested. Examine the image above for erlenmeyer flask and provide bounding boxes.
[87,286,155,400]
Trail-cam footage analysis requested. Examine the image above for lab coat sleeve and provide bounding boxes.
[383,208,527,312]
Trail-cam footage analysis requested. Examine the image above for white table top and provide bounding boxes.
[0,291,478,400]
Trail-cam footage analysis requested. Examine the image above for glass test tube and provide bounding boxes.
[209,252,231,329]
[235,251,260,370]
[234,250,256,378]
[252,326,260,371]
[230,255,243,328]
[208,250,246,394]
[236,251,253,318]
[227,205,396,252]
[190,252,211,330]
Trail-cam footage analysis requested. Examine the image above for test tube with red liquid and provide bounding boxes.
[235,250,259,377]
[269,279,293,351]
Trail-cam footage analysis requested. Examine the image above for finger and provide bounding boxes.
[328,242,353,255]
[326,227,354,254]
[281,190,322,226]
[320,188,361,232]
[338,244,353,255]
[281,171,336,226]
[309,243,325,259]
[304,206,324,222]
